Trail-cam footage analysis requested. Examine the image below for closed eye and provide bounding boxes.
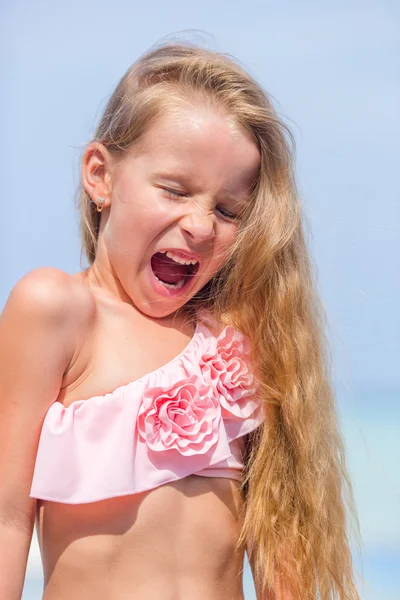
[162,188,240,221]
[163,187,187,199]
[216,206,239,220]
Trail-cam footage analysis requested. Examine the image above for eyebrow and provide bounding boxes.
[153,172,194,188]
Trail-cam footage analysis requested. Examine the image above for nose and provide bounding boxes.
[179,209,215,243]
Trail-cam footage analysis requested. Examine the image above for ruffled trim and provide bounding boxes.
[30,321,264,504]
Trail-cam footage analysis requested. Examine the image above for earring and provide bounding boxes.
[96,197,106,213]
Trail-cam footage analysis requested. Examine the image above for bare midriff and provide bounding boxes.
[36,476,246,600]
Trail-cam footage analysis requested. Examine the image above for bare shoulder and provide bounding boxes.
[1,267,97,375]
[3,267,95,330]
[5,267,94,318]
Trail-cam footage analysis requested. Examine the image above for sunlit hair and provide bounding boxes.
[78,42,361,598]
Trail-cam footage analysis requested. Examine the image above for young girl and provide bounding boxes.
[0,43,360,599]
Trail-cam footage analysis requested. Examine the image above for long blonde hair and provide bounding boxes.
[78,42,361,599]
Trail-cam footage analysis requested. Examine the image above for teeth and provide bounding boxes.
[160,250,198,266]
[154,275,186,289]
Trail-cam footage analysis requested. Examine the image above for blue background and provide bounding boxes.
[2,1,399,598]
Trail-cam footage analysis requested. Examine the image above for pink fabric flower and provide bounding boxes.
[201,326,259,418]
[137,374,221,456]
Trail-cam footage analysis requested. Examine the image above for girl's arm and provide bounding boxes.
[0,268,89,599]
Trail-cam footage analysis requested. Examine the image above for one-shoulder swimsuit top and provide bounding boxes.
[30,318,264,504]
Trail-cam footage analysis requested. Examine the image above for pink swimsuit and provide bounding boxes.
[30,319,264,504]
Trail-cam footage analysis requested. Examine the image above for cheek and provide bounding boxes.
[213,225,238,264]
[103,194,174,261]
[115,185,173,233]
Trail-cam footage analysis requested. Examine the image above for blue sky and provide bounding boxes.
[2,1,399,598]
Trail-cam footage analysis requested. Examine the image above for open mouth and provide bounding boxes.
[150,251,200,291]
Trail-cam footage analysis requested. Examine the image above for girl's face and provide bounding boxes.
[86,107,260,318]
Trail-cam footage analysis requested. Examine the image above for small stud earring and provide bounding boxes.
[97,197,106,213]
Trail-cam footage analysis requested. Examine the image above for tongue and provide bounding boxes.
[151,252,191,284]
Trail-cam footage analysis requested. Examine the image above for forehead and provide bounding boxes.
[131,106,260,193]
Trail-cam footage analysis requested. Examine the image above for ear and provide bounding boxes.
[81,142,114,210]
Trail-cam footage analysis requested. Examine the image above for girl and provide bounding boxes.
[0,43,360,599]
